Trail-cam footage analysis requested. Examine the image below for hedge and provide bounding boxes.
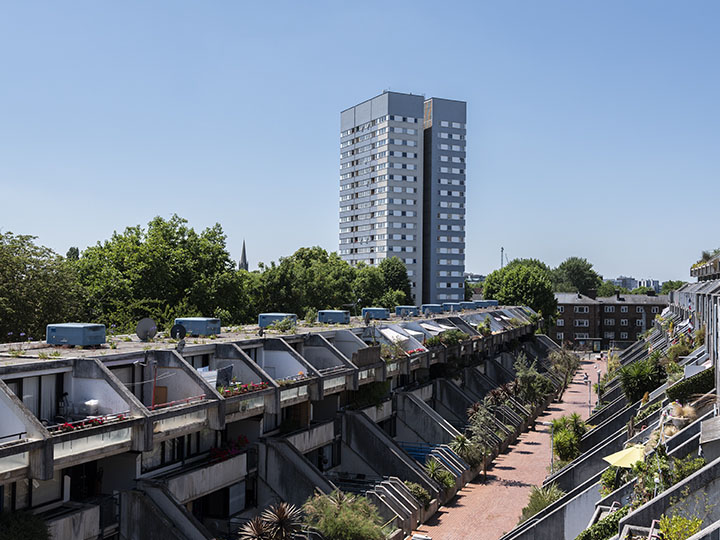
[666,367,715,403]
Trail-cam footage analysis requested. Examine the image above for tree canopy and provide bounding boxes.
[483,263,557,319]
[0,216,414,342]
[660,280,685,295]
[0,232,86,342]
[552,257,602,295]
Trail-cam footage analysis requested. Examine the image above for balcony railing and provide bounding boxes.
[151,395,206,411]
[55,428,132,460]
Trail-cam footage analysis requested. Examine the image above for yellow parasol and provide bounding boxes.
[602,444,645,468]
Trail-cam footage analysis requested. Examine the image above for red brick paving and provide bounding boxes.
[409,354,605,540]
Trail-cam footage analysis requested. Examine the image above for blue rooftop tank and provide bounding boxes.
[46,323,106,346]
[174,317,221,336]
[442,302,462,312]
[395,305,419,317]
[459,301,476,311]
[318,310,350,324]
[421,304,443,314]
[258,313,297,328]
[475,300,499,308]
[361,307,389,320]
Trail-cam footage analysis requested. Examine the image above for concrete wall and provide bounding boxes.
[395,393,459,445]
[122,488,210,540]
[64,376,129,415]
[47,503,100,540]
[286,421,335,454]
[166,453,247,504]
[342,411,438,495]
[259,439,334,508]
[258,350,306,380]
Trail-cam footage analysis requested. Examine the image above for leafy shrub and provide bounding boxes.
[666,342,691,364]
[673,455,706,484]
[440,329,470,346]
[477,319,492,336]
[634,401,664,424]
[426,335,443,348]
[574,504,629,540]
[304,307,318,325]
[449,434,484,468]
[425,458,455,489]
[519,484,565,524]
[268,316,296,333]
[404,481,431,509]
[659,513,702,540]
[303,490,386,540]
[0,512,49,540]
[599,466,629,496]
[618,356,666,404]
[667,367,715,403]
[554,429,580,462]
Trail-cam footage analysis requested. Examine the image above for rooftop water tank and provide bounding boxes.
[46,323,106,346]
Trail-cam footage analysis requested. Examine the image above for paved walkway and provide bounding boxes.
[409,353,605,540]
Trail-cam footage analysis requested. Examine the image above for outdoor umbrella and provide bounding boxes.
[602,444,645,468]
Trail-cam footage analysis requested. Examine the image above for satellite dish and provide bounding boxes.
[176,339,185,353]
[364,312,371,327]
[136,318,157,342]
[401,309,408,319]
[170,324,187,340]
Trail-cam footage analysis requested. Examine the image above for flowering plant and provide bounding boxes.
[59,423,75,432]
[209,435,249,462]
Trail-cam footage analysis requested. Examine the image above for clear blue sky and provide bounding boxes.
[1,1,718,282]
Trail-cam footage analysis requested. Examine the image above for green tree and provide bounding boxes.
[552,257,602,295]
[378,289,407,310]
[483,264,557,320]
[630,286,655,295]
[352,264,385,308]
[75,215,244,331]
[597,280,627,297]
[661,280,686,295]
[464,280,474,301]
[0,232,87,343]
[378,257,412,303]
[259,247,355,316]
[66,246,80,260]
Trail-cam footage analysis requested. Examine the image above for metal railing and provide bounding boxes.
[151,395,206,410]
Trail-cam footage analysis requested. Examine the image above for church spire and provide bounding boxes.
[238,240,249,271]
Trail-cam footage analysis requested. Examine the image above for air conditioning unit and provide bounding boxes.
[46,323,106,346]
[174,318,221,337]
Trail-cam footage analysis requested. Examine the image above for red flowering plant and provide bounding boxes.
[406,348,426,355]
[209,435,250,463]
[59,423,75,433]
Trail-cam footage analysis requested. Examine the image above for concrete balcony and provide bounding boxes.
[52,419,135,468]
[44,501,101,540]
[285,420,336,454]
[163,452,248,504]
[361,399,393,423]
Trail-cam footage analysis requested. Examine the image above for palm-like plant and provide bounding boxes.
[238,516,270,540]
[260,502,303,540]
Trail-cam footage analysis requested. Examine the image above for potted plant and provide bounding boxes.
[668,402,696,428]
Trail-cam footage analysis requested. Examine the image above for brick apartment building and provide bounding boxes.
[552,291,669,350]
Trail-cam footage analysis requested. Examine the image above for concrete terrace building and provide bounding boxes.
[339,91,467,304]
[0,306,549,540]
